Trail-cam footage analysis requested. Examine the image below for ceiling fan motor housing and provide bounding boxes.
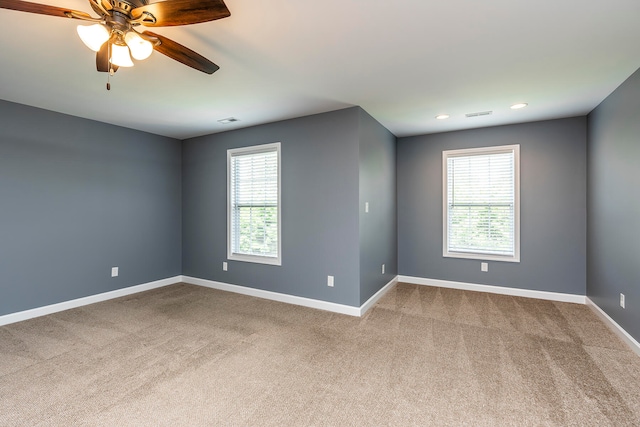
[89,0,145,19]
[109,0,135,15]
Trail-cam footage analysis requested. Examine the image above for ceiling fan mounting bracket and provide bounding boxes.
[64,10,103,22]
[129,11,155,26]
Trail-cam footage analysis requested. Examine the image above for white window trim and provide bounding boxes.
[227,142,282,266]
[442,144,520,263]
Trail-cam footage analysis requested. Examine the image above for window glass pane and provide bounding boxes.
[444,146,518,261]
[229,147,279,260]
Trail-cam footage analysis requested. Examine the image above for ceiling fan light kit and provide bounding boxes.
[77,23,153,63]
[0,0,230,75]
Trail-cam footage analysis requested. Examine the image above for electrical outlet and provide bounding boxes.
[382,264,385,274]
[481,262,488,272]
[111,267,119,277]
[620,293,625,309]
[223,262,228,271]
[327,275,334,287]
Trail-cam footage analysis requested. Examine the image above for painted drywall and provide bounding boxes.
[358,109,397,304]
[587,68,640,342]
[397,118,587,294]
[0,100,182,316]
[182,108,362,306]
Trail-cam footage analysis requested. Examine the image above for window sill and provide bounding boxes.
[228,253,282,266]
[443,251,520,263]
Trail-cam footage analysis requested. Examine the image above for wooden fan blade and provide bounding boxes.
[145,31,219,74]
[96,43,117,73]
[131,0,229,27]
[0,0,92,19]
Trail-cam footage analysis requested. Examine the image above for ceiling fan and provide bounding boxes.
[0,0,230,75]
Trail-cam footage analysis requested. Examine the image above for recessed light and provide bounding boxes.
[218,117,239,124]
[510,103,528,110]
[435,114,450,120]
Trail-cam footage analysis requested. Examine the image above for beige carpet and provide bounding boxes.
[1,282,639,426]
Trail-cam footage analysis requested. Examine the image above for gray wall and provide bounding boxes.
[397,118,587,294]
[587,68,640,342]
[182,108,362,306]
[358,109,397,304]
[0,100,182,316]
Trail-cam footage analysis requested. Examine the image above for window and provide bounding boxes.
[443,144,520,262]
[227,142,281,265]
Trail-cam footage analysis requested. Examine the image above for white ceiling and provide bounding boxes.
[1,0,639,139]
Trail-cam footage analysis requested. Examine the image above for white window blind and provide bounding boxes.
[228,143,281,265]
[443,145,520,262]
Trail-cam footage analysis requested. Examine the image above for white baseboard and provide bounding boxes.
[360,276,398,315]
[4,273,636,356]
[0,274,398,326]
[0,276,181,327]
[586,298,640,356]
[398,275,586,304]
[182,275,399,317]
